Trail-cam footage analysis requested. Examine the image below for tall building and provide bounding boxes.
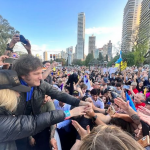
[102,44,108,58]
[88,35,96,54]
[66,46,73,65]
[61,50,67,60]
[76,12,85,60]
[107,40,112,61]
[139,0,150,49]
[121,0,142,52]
[43,51,48,61]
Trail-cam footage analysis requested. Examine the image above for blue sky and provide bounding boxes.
[0,0,127,56]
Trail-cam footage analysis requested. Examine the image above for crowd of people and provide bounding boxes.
[0,34,150,150]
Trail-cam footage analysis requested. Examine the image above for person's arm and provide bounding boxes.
[0,106,86,143]
[114,98,140,125]
[129,86,136,97]
[42,67,52,80]
[44,81,91,108]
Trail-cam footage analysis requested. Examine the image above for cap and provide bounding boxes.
[141,97,150,105]
[131,82,137,86]
[72,90,79,96]
[0,70,31,92]
[103,77,108,83]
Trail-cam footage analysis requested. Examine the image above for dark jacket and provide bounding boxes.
[0,107,65,150]
[15,80,80,115]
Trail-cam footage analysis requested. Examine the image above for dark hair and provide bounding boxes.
[111,82,115,86]
[116,82,121,87]
[12,54,43,77]
[90,89,98,95]
[43,61,50,65]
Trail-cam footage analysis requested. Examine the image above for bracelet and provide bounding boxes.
[64,110,71,120]
[6,43,14,52]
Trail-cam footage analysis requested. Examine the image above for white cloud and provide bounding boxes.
[85,27,122,35]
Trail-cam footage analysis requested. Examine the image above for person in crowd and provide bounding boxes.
[0,70,86,150]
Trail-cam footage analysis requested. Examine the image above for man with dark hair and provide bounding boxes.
[12,54,91,150]
[90,89,104,109]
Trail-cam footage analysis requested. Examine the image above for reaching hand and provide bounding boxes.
[22,39,31,54]
[0,55,9,66]
[9,34,20,48]
[79,100,92,112]
[70,106,86,117]
[138,106,150,116]
[72,120,90,139]
[50,138,58,150]
[114,98,130,112]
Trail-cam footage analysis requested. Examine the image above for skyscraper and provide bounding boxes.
[107,40,112,61]
[88,35,96,54]
[43,51,48,61]
[121,0,142,52]
[76,12,85,60]
[139,0,150,49]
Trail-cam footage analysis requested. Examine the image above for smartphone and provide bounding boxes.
[20,35,28,44]
[4,57,17,64]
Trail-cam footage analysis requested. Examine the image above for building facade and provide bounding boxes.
[107,40,112,61]
[43,51,48,61]
[88,35,96,54]
[139,0,150,50]
[76,12,85,59]
[121,0,142,52]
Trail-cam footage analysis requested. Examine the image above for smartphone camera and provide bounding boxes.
[20,35,28,44]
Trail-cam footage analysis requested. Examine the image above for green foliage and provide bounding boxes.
[97,52,103,62]
[0,15,19,55]
[85,53,94,66]
[72,59,84,66]
[55,58,66,66]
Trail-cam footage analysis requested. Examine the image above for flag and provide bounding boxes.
[121,61,127,71]
[84,76,91,90]
[115,63,120,68]
[126,92,137,112]
[115,51,122,64]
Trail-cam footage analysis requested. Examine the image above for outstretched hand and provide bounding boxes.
[72,120,90,139]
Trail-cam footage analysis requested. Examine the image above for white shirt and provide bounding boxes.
[103,67,108,74]
[54,100,71,129]
[108,67,117,77]
[91,97,104,109]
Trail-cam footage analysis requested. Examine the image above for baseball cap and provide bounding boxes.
[72,90,79,96]
[0,70,31,92]
[141,97,150,105]
[103,77,108,83]
[131,82,137,86]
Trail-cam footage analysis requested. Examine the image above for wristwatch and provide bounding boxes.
[92,115,97,122]
[6,43,14,52]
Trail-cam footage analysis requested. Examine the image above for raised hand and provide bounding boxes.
[72,120,90,139]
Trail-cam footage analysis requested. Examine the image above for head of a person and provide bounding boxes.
[102,96,107,104]
[56,78,63,86]
[112,63,115,68]
[72,90,79,99]
[0,70,31,112]
[93,81,100,89]
[90,89,98,101]
[64,86,70,94]
[43,61,50,69]
[141,97,150,110]
[111,73,115,78]
[138,81,143,87]
[131,82,137,90]
[59,101,65,107]
[101,77,108,86]
[134,93,145,104]
[116,82,121,90]
[79,125,143,150]
[12,54,43,87]
[80,84,87,94]
[111,81,115,87]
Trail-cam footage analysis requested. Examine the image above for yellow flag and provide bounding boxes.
[121,61,127,71]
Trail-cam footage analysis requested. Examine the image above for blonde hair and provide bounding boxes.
[0,89,18,112]
[80,125,144,150]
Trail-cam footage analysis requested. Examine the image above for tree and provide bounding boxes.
[131,26,149,66]
[72,59,83,66]
[105,54,108,62]
[85,53,94,66]
[0,15,19,55]
[97,52,103,62]
[55,58,66,66]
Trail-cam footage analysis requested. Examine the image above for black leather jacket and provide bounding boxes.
[15,80,80,115]
[0,107,65,150]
